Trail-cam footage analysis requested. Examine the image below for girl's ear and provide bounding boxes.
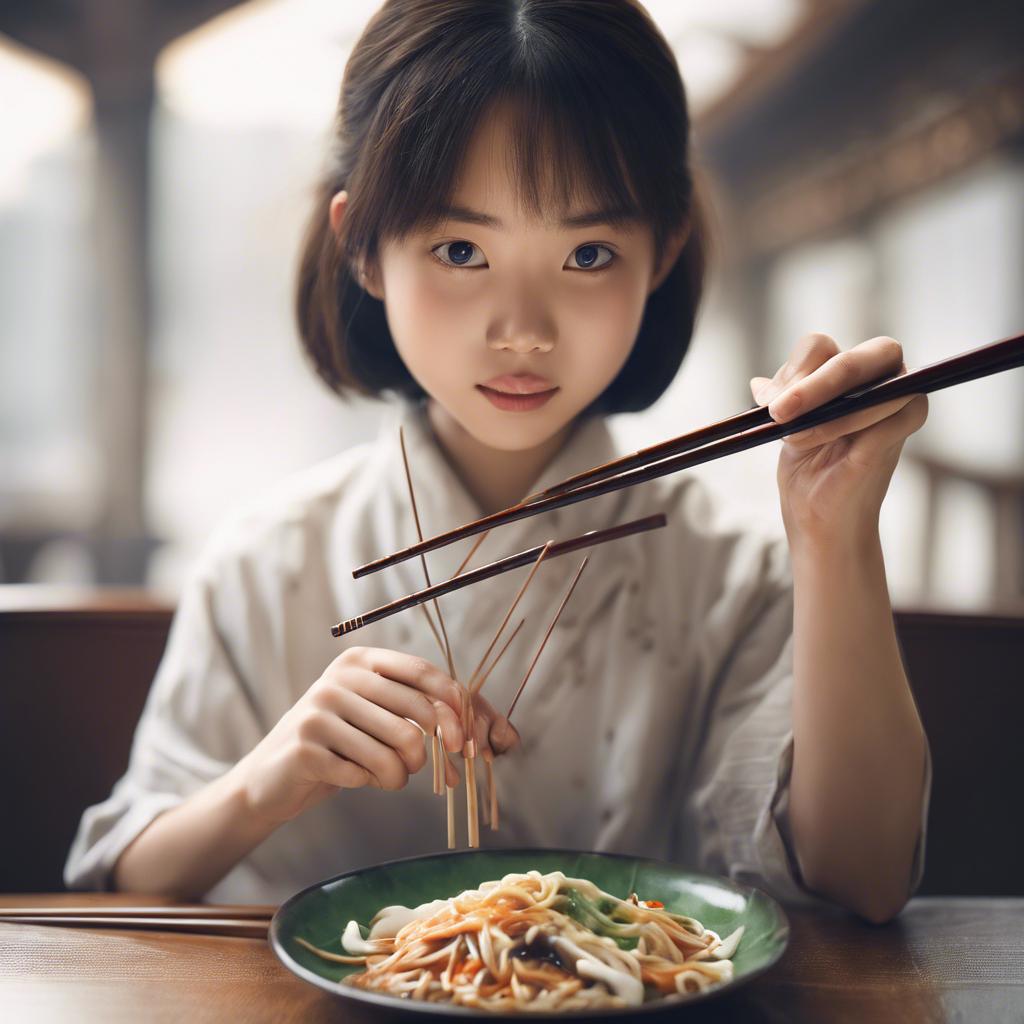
[649,220,691,293]
[329,189,348,235]
[329,189,386,300]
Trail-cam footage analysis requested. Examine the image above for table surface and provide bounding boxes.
[1,894,1021,1023]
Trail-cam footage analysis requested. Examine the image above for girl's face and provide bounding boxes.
[368,106,676,453]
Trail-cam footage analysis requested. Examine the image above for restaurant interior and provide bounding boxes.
[1,0,1022,1020]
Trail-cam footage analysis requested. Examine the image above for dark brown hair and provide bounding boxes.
[296,0,706,413]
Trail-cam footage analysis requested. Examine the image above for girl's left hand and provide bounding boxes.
[750,333,929,549]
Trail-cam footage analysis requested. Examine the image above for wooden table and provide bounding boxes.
[1,894,1021,1022]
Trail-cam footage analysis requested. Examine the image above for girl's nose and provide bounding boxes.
[488,331,555,355]
[486,300,557,354]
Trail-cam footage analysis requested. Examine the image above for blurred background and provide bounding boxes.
[0,0,1021,611]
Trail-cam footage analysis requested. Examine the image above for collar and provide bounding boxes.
[375,398,628,577]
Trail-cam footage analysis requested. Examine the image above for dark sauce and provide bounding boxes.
[511,934,570,972]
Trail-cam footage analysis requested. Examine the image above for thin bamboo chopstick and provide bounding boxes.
[400,426,457,679]
[453,529,492,577]
[398,426,464,849]
[467,543,552,691]
[352,330,1024,577]
[331,514,666,636]
[471,617,526,696]
[507,557,590,719]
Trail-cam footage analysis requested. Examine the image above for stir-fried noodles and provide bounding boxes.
[297,870,744,1012]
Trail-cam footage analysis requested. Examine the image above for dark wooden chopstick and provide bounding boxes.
[528,333,1024,501]
[332,513,666,636]
[352,330,1024,578]
[0,905,275,938]
[0,914,270,938]
[2,904,275,919]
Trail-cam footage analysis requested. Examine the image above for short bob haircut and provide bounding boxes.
[296,0,707,414]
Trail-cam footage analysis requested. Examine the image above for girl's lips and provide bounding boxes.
[476,384,559,412]
[480,373,555,395]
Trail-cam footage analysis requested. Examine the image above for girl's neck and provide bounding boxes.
[425,400,576,516]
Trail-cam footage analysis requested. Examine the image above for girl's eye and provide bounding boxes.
[432,240,487,268]
[565,243,614,271]
[432,240,612,271]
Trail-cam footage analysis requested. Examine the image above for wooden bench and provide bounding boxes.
[1,587,1021,895]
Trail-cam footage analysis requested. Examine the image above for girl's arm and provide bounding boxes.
[787,529,927,924]
[751,332,930,923]
[113,765,277,897]
[113,647,518,899]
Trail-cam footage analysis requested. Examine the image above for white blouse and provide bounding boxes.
[66,399,928,905]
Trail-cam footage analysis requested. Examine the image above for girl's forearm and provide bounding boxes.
[787,531,927,923]
[113,767,277,900]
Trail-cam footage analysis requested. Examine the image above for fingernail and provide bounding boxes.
[772,390,800,418]
[756,383,779,405]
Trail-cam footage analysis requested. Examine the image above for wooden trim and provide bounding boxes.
[894,608,1024,632]
[696,0,870,142]
[740,71,1024,255]
[0,585,172,619]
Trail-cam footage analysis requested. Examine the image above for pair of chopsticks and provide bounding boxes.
[332,513,665,636]
[0,903,274,938]
[348,329,1024,581]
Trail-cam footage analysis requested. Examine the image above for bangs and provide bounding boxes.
[341,0,692,260]
[297,0,706,414]
[409,91,647,234]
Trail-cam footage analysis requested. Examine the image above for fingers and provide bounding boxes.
[444,751,461,788]
[756,336,905,425]
[781,395,917,452]
[300,710,410,791]
[471,693,521,757]
[317,666,463,753]
[335,689,428,775]
[431,700,464,754]
[847,393,929,464]
[303,744,371,790]
[338,647,463,715]
[752,332,841,407]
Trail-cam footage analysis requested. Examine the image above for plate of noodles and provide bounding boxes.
[270,848,788,1018]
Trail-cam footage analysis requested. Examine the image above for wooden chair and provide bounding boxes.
[1,587,1021,896]
[1,588,172,893]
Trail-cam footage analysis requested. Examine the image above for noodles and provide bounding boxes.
[299,870,744,1012]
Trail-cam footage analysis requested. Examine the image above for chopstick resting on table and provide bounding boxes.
[0,904,274,938]
[352,330,1024,577]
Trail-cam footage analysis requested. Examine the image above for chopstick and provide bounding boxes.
[399,425,461,846]
[331,513,666,636]
[0,904,274,918]
[352,330,1024,577]
[0,905,274,938]
[506,556,590,720]
[0,916,269,938]
[528,332,1024,501]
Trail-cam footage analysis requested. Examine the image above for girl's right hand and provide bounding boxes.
[232,646,518,826]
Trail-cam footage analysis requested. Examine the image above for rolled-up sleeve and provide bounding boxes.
[678,533,931,905]
[64,557,266,891]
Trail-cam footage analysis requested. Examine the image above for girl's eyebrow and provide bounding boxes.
[438,204,640,230]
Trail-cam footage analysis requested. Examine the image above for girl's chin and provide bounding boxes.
[427,394,577,453]
[475,414,574,453]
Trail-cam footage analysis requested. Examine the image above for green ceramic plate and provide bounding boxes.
[271,848,788,1019]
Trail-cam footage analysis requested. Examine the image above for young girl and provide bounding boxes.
[67,0,929,922]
